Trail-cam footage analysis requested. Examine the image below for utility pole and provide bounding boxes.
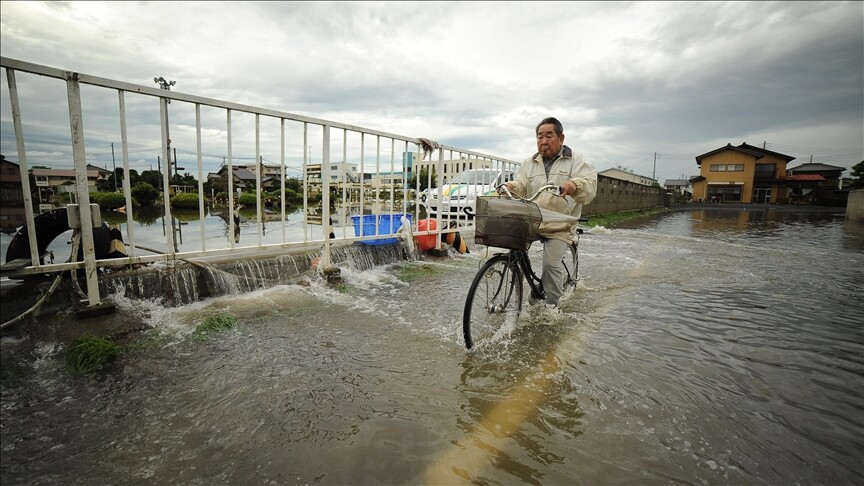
[154,76,176,189]
[111,142,118,192]
[653,152,657,181]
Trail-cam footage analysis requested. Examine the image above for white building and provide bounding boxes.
[599,168,656,186]
[404,151,495,184]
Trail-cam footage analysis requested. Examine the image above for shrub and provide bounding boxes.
[237,192,258,206]
[171,192,207,209]
[131,182,159,206]
[89,191,126,210]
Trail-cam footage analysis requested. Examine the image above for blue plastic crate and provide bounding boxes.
[351,213,412,245]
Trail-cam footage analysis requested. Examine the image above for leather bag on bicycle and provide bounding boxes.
[474,196,543,250]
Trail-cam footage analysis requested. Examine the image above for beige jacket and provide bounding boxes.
[510,145,597,241]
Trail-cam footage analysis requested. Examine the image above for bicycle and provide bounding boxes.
[462,183,586,350]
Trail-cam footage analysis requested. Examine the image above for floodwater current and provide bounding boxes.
[2,206,863,485]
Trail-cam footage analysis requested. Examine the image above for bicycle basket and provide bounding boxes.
[474,196,543,250]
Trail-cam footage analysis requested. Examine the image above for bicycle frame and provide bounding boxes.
[511,248,545,302]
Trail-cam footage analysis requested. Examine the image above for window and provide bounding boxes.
[707,185,742,202]
[710,164,727,172]
[755,164,775,178]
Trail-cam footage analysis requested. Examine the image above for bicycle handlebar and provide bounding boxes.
[496,182,563,202]
[462,183,569,218]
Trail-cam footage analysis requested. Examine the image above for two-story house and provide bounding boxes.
[691,143,796,203]
[785,162,848,206]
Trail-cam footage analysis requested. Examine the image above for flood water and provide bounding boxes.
[2,206,863,485]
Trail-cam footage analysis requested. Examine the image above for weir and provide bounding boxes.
[99,241,416,306]
[0,239,423,325]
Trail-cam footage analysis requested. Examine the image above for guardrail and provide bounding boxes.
[1,57,521,307]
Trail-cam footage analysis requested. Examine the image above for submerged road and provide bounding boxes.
[2,207,863,485]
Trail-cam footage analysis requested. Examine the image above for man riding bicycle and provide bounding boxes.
[503,117,598,312]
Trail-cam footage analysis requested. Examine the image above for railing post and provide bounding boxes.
[321,124,332,269]
[117,91,137,257]
[5,68,39,266]
[65,71,101,306]
[159,97,176,254]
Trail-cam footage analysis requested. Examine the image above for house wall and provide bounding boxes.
[754,153,790,202]
[846,189,864,223]
[582,175,665,216]
[693,151,755,202]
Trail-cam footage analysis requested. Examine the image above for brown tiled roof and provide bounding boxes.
[781,174,825,182]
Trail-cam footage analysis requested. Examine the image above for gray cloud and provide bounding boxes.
[1,1,861,183]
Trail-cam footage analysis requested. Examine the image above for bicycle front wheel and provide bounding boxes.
[463,255,523,349]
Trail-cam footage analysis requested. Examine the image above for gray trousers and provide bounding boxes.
[541,237,568,305]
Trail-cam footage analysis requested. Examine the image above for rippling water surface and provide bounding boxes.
[2,207,862,485]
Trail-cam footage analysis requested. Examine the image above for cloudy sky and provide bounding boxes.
[1,1,862,183]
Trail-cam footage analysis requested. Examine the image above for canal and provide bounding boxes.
[1,206,862,485]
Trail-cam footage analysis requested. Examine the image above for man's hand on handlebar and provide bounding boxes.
[560,180,579,197]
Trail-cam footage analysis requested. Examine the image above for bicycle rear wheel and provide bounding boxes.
[463,254,523,349]
[562,241,579,290]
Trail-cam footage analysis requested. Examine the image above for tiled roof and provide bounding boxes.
[782,174,825,182]
[787,163,846,172]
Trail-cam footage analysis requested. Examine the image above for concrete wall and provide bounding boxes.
[846,189,864,223]
[582,175,665,217]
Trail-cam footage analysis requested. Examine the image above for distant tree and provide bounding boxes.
[132,182,159,206]
[173,171,199,190]
[850,160,864,189]
[409,166,438,191]
[286,177,302,192]
[139,170,164,190]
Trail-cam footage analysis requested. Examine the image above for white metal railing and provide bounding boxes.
[0,57,521,306]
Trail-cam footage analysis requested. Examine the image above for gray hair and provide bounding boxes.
[536,117,564,136]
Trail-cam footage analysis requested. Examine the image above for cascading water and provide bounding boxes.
[98,241,417,306]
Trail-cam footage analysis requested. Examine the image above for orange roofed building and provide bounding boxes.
[691,143,797,204]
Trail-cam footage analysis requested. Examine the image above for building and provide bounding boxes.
[215,165,275,192]
[305,162,360,185]
[691,143,797,203]
[599,168,656,186]
[30,164,107,209]
[785,162,849,206]
[406,152,494,184]
[0,155,26,233]
[663,178,695,199]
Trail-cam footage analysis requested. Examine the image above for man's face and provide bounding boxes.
[536,123,564,159]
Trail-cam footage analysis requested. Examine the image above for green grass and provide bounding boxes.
[65,333,122,375]
[585,208,667,228]
[191,313,238,340]
[397,263,440,282]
